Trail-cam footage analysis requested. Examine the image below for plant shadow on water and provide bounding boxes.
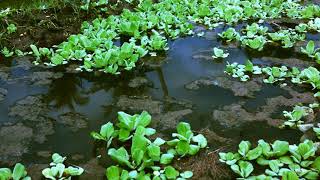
[0,31,310,177]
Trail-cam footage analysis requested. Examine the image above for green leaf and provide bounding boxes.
[118,128,131,142]
[30,44,40,57]
[246,146,262,160]
[177,122,193,140]
[238,161,253,178]
[160,153,174,165]
[312,157,320,171]
[118,112,135,130]
[106,166,120,180]
[52,153,66,164]
[135,111,151,128]
[147,144,161,161]
[145,128,156,136]
[153,138,166,146]
[191,134,207,148]
[176,141,190,156]
[120,169,129,180]
[108,147,132,168]
[0,168,12,180]
[51,54,64,65]
[272,140,289,156]
[64,166,84,176]
[100,122,114,139]
[132,149,144,167]
[188,145,200,156]
[238,141,251,157]
[180,171,193,179]
[282,171,299,180]
[165,166,179,179]
[12,163,26,180]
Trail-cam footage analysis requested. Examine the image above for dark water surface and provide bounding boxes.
[0,31,305,169]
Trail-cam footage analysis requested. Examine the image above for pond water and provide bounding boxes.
[0,24,307,171]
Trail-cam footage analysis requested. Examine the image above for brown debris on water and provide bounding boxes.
[0,123,33,165]
[213,84,316,128]
[185,76,262,98]
[58,112,88,132]
[260,57,315,69]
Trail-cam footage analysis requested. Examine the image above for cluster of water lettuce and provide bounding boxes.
[219,139,320,179]
[90,111,208,179]
[19,0,320,74]
[218,22,308,51]
[0,153,84,180]
[223,51,320,178]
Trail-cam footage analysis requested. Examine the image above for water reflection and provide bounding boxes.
[45,73,89,110]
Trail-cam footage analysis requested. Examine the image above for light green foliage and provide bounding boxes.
[218,27,240,42]
[225,60,262,82]
[281,105,314,128]
[0,163,31,180]
[220,139,320,179]
[92,111,207,179]
[6,23,17,34]
[212,47,229,59]
[1,47,14,57]
[268,29,305,48]
[42,153,84,180]
[301,41,319,58]
[23,0,320,73]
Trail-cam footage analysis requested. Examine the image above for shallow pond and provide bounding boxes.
[1,21,312,178]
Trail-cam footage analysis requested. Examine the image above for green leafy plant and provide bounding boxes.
[301,41,319,58]
[167,122,208,157]
[1,47,14,57]
[220,139,320,179]
[218,28,240,42]
[92,111,207,179]
[0,163,31,180]
[42,153,84,180]
[6,23,17,34]
[212,47,229,59]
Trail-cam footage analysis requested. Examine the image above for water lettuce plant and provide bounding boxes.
[219,139,320,179]
[301,41,319,58]
[91,111,207,179]
[0,163,30,180]
[42,153,84,180]
[212,47,229,59]
[218,27,240,42]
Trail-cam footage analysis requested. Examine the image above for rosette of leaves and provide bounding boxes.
[241,36,266,51]
[0,163,30,180]
[212,47,229,59]
[301,41,319,58]
[224,60,262,82]
[42,153,84,180]
[262,66,290,84]
[308,18,320,32]
[281,105,312,128]
[243,23,268,38]
[167,122,208,157]
[218,28,240,42]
